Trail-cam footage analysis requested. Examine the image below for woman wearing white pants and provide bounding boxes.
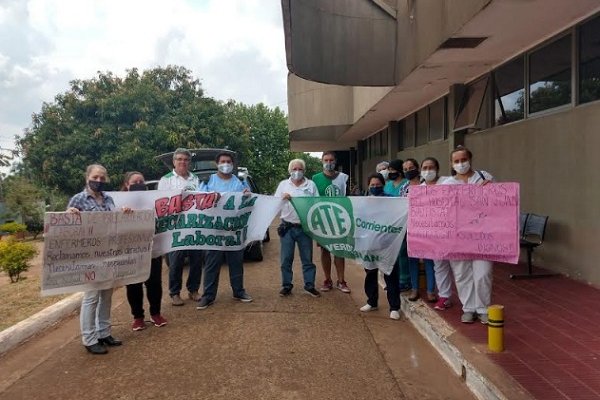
[67,164,125,354]
[420,157,454,310]
[442,146,494,324]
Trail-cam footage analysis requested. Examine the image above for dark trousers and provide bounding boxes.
[126,257,163,319]
[167,250,203,296]
[364,262,400,311]
[202,249,245,301]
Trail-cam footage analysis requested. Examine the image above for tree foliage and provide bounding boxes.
[16,66,319,195]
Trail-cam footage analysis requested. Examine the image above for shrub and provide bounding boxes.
[25,218,44,239]
[0,237,37,282]
[0,222,27,235]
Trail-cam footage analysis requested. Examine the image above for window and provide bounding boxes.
[529,34,572,113]
[403,114,415,148]
[454,76,489,130]
[381,128,388,156]
[428,97,446,141]
[579,15,600,104]
[416,108,428,146]
[494,56,525,125]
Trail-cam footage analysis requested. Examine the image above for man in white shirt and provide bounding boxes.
[158,148,203,306]
[274,159,320,297]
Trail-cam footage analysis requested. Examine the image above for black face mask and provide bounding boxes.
[369,186,384,196]
[129,183,147,192]
[388,172,400,181]
[88,180,106,193]
[404,169,420,180]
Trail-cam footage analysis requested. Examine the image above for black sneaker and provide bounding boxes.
[304,287,321,297]
[279,287,292,296]
[196,297,214,310]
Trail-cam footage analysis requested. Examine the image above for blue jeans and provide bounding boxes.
[202,249,246,301]
[167,250,203,296]
[408,257,436,293]
[280,226,316,290]
[80,289,113,346]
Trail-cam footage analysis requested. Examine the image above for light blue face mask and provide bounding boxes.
[290,170,304,181]
[323,162,335,171]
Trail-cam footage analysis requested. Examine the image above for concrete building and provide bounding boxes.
[281,0,600,284]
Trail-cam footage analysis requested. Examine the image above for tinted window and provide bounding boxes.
[416,108,428,146]
[403,114,415,148]
[529,35,572,113]
[494,56,525,125]
[429,97,446,141]
[579,15,600,104]
[454,76,489,130]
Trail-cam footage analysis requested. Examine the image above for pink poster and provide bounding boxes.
[407,183,520,264]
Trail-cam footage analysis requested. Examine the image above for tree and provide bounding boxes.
[2,176,53,239]
[16,65,319,195]
[17,66,249,194]
[223,101,322,194]
[3,176,44,220]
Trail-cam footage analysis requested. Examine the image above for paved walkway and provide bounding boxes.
[0,233,474,400]
[425,263,600,400]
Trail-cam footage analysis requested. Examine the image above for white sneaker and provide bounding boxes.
[390,310,401,320]
[360,304,377,312]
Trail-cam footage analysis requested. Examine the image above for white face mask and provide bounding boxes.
[421,170,437,182]
[323,162,335,171]
[379,169,389,180]
[218,163,233,174]
[290,170,304,181]
[453,161,471,175]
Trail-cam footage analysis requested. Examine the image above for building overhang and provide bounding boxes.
[285,0,600,149]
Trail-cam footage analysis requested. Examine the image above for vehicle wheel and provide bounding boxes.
[263,228,270,243]
[244,241,263,262]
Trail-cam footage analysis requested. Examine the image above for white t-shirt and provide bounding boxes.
[442,170,494,185]
[274,177,318,224]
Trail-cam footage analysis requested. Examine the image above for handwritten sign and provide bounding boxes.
[41,210,155,296]
[110,190,282,257]
[407,183,519,263]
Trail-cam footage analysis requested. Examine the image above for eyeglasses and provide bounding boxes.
[175,158,190,162]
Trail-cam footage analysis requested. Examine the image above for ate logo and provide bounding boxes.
[306,202,351,239]
[324,184,342,196]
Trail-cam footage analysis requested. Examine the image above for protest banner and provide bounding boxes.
[407,183,520,263]
[291,197,408,274]
[110,190,282,257]
[42,210,155,296]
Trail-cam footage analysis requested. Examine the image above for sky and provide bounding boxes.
[0,0,289,167]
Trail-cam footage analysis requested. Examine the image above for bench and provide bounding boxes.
[510,212,557,279]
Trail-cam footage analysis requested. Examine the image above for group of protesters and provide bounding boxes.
[67,146,493,355]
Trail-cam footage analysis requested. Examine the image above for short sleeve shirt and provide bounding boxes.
[67,190,115,212]
[442,170,494,185]
[274,177,318,223]
[199,174,250,193]
[384,179,409,197]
